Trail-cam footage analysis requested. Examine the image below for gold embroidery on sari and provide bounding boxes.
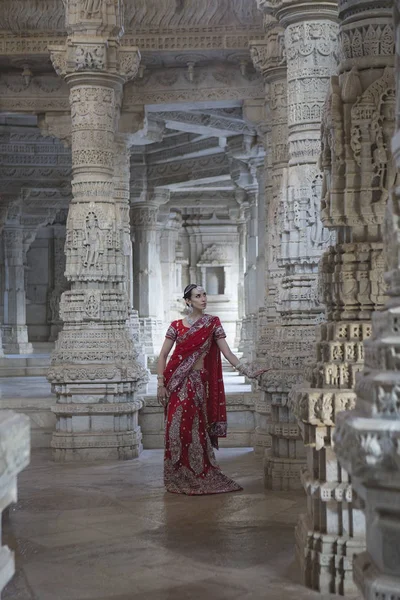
[188,415,204,475]
[178,378,188,402]
[169,405,183,465]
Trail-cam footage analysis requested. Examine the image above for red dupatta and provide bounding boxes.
[164,314,227,444]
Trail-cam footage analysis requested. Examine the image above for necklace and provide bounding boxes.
[187,314,202,326]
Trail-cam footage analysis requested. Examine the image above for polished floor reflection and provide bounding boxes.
[4,449,339,600]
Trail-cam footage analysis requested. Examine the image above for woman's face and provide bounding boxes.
[188,287,207,311]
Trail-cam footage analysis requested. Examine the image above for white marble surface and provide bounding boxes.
[3,448,343,600]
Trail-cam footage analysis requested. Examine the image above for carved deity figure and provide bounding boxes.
[82,0,103,17]
[83,212,103,268]
[309,174,330,246]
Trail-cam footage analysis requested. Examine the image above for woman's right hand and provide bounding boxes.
[157,385,168,408]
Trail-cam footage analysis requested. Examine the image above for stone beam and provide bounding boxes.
[168,191,237,209]
[145,135,223,163]
[0,65,263,113]
[152,110,255,137]
[124,66,264,107]
[131,152,230,189]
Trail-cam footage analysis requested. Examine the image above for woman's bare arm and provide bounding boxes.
[216,338,240,368]
[157,337,174,406]
[216,337,268,378]
[157,337,174,377]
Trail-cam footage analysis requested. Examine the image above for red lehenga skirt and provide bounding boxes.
[164,368,242,495]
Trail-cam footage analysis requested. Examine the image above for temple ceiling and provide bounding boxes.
[0,0,264,222]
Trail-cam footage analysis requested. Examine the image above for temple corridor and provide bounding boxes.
[4,449,335,600]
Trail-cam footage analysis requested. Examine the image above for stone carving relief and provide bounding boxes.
[198,244,229,265]
[124,0,261,30]
[291,1,395,595]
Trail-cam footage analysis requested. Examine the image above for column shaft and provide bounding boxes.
[2,227,33,354]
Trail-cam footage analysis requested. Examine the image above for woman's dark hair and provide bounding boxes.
[183,284,199,300]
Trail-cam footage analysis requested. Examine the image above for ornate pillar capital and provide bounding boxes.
[49,2,141,86]
[257,0,339,26]
[250,15,286,81]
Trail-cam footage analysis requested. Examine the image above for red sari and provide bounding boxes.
[163,314,242,495]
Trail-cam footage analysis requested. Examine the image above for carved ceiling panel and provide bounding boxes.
[0,0,262,33]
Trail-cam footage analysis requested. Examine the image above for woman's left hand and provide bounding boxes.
[157,385,169,408]
[236,362,271,379]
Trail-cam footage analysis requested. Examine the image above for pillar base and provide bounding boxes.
[295,513,365,595]
[264,456,304,490]
[51,427,143,462]
[2,326,33,354]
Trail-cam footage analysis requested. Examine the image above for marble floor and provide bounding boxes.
[3,448,341,600]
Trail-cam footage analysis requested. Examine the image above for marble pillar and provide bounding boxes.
[334,2,400,598]
[240,190,260,362]
[130,191,169,357]
[0,411,30,597]
[290,0,395,592]
[251,15,305,488]
[2,225,33,354]
[160,212,183,323]
[47,0,148,461]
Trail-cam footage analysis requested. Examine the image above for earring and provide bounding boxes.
[184,303,193,316]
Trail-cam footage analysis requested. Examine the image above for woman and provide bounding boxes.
[157,283,264,496]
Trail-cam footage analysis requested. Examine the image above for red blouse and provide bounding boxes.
[165,317,226,345]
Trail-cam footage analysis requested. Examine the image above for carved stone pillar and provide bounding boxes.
[251,15,305,488]
[47,1,148,461]
[160,211,183,323]
[290,0,394,593]
[239,190,259,361]
[131,190,169,357]
[0,411,30,596]
[333,2,400,598]
[229,139,265,359]
[2,225,33,354]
